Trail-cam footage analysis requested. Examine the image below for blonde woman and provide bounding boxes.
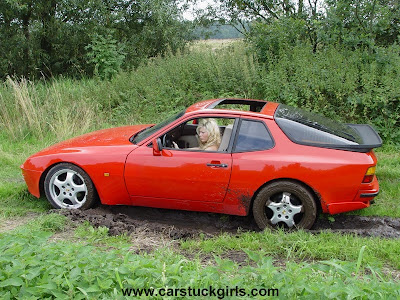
[173,118,221,151]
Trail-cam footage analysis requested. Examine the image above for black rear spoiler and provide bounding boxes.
[334,124,382,152]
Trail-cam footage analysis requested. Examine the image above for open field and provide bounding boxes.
[189,38,244,51]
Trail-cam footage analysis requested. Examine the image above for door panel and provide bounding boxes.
[125,146,232,203]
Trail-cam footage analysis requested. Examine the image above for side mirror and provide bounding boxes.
[152,138,162,156]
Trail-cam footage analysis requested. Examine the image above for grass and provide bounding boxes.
[356,148,400,217]
[0,135,51,218]
[0,186,50,218]
[181,229,400,270]
[17,213,68,233]
[0,78,98,142]
[0,228,399,299]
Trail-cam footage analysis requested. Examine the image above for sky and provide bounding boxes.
[183,0,215,20]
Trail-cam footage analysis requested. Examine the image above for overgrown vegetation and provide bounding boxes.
[1,41,399,143]
[1,0,399,297]
[1,227,399,299]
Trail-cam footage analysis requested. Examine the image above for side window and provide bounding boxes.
[160,117,236,152]
[234,120,274,152]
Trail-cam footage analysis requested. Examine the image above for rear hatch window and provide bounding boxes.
[275,104,382,152]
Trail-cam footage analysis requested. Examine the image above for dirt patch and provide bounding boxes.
[0,212,39,233]
[49,228,77,243]
[54,205,258,238]
[54,205,400,241]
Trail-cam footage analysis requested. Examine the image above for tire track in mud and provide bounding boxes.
[55,205,400,240]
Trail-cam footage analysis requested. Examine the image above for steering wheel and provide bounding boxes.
[162,134,173,148]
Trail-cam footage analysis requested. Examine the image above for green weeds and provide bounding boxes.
[75,222,131,247]
[0,230,399,299]
[25,214,68,233]
[0,136,51,218]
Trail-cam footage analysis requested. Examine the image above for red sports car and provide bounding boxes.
[21,99,382,230]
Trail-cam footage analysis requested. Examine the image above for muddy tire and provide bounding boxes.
[44,163,97,209]
[253,181,317,230]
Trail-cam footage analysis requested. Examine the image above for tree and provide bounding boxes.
[0,0,192,79]
[323,0,400,48]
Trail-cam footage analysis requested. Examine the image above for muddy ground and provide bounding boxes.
[55,205,400,240]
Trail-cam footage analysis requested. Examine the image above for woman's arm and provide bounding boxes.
[172,142,199,150]
[204,145,218,151]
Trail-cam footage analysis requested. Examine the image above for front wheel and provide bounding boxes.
[252,181,317,230]
[44,163,97,209]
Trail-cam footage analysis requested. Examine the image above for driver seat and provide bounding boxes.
[218,124,233,152]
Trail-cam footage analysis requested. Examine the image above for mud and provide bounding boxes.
[54,205,400,240]
[311,214,400,239]
[54,205,257,240]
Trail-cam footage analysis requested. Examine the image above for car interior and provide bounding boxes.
[161,118,235,151]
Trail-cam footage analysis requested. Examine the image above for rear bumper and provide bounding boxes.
[327,201,372,214]
[327,176,379,215]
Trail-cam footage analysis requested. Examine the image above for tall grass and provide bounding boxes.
[0,43,260,141]
[0,41,399,144]
[0,77,98,141]
[2,78,44,139]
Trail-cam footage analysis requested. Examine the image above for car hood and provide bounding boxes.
[31,125,152,157]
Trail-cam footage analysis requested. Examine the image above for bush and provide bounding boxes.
[85,35,126,80]
[249,38,400,144]
[1,42,399,144]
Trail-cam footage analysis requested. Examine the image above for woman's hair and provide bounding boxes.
[196,118,221,150]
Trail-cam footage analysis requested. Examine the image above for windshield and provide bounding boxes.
[275,104,363,144]
[131,110,184,144]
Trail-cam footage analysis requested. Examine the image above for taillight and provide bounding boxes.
[362,166,376,183]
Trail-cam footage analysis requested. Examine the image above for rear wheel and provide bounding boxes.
[252,181,317,230]
[44,163,97,209]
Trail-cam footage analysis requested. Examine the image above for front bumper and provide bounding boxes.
[21,166,42,198]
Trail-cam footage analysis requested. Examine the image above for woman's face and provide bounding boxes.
[198,127,209,143]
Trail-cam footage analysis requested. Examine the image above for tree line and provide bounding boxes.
[0,0,191,79]
[1,0,399,80]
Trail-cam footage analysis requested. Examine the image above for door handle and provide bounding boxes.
[206,163,228,168]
